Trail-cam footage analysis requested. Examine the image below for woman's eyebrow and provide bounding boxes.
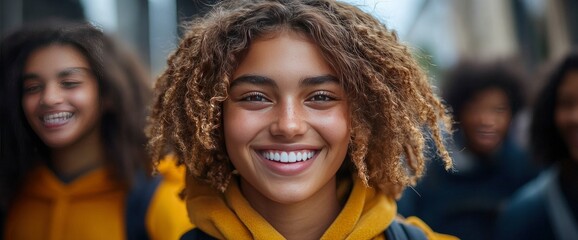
[300,75,339,87]
[230,75,278,89]
[21,67,92,81]
[57,67,92,78]
[21,73,40,81]
[229,74,338,89]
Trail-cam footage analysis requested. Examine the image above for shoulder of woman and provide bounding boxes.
[401,216,459,240]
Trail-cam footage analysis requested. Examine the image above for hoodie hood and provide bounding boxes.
[185,175,395,240]
[20,165,122,199]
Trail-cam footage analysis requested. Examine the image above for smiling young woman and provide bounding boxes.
[222,32,350,236]
[0,22,191,240]
[22,45,102,155]
[147,1,457,239]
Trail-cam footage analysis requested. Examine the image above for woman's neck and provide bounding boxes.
[49,130,105,182]
[240,177,341,240]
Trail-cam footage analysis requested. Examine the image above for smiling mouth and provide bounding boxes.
[261,150,317,163]
[42,112,74,125]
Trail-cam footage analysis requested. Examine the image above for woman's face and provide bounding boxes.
[21,44,102,149]
[223,31,351,205]
[555,70,578,161]
[460,88,512,155]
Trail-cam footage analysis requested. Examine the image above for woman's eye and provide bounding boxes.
[61,81,81,88]
[23,85,42,93]
[308,93,335,102]
[241,93,268,102]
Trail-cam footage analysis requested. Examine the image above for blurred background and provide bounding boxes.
[2,0,576,85]
[2,1,577,238]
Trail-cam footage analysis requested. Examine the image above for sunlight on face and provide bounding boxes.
[223,31,350,207]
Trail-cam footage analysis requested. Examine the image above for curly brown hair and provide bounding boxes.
[147,0,452,198]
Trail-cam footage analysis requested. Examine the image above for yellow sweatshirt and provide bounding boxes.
[185,175,457,240]
[4,157,191,240]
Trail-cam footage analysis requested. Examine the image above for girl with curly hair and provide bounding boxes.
[0,21,191,239]
[148,0,455,239]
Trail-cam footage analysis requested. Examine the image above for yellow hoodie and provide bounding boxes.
[185,175,457,240]
[4,157,191,240]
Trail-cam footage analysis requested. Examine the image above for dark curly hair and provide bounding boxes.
[531,51,578,164]
[0,21,152,206]
[147,0,452,198]
[443,60,526,123]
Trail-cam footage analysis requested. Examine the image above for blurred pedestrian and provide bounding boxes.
[496,50,578,240]
[398,60,539,240]
[0,21,191,240]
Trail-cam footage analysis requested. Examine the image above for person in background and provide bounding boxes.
[0,21,191,240]
[146,0,459,239]
[496,51,578,240]
[398,60,539,240]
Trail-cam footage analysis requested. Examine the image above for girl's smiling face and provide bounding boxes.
[223,31,351,205]
[460,88,512,155]
[21,44,102,149]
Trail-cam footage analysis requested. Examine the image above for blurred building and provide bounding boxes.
[404,0,577,72]
[0,0,219,78]
[1,0,576,79]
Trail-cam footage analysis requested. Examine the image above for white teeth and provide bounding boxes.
[289,152,296,162]
[262,150,317,163]
[43,112,73,125]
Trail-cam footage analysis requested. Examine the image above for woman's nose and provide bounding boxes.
[40,83,64,106]
[270,101,307,139]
